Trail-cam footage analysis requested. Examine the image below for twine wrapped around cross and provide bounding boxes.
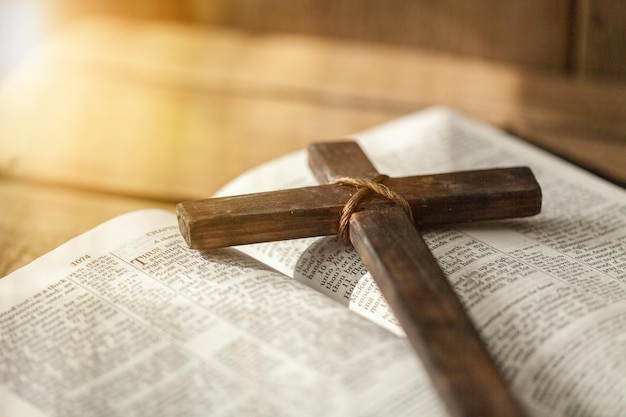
[331,174,414,241]
[177,140,541,417]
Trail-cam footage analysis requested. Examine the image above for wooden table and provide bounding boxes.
[1,16,625,277]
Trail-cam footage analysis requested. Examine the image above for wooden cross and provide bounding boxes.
[177,141,541,417]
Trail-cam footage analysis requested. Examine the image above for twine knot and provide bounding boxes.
[332,174,414,242]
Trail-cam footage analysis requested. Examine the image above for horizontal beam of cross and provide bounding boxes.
[177,167,541,249]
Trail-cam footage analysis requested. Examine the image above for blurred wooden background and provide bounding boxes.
[44,0,626,79]
[0,0,625,276]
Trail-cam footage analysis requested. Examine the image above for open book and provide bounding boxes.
[2,108,625,417]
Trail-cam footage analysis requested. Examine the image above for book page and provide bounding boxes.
[0,210,446,416]
[218,107,626,416]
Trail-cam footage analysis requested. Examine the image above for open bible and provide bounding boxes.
[2,107,625,417]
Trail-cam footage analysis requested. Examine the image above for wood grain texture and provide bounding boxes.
[307,141,379,183]
[350,207,526,417]
[176,166,541,249]
[307,141,527,416]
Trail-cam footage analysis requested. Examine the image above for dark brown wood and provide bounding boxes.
[177,165,541,248]
[308,141,380,182]
[307,141,527,417]
[350,207,526,417]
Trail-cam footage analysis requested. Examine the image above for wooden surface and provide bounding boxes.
[307,141,527,416]
[177,165,541,249]
[572,0,626,78]
[189,0,572,71]
[47,0,626,78]
[49,0,571,69]
[0,16,625,277]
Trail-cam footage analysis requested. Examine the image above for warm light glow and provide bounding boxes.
[0,0,44,72]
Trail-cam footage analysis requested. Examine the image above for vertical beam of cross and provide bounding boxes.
[308,142,527,417]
